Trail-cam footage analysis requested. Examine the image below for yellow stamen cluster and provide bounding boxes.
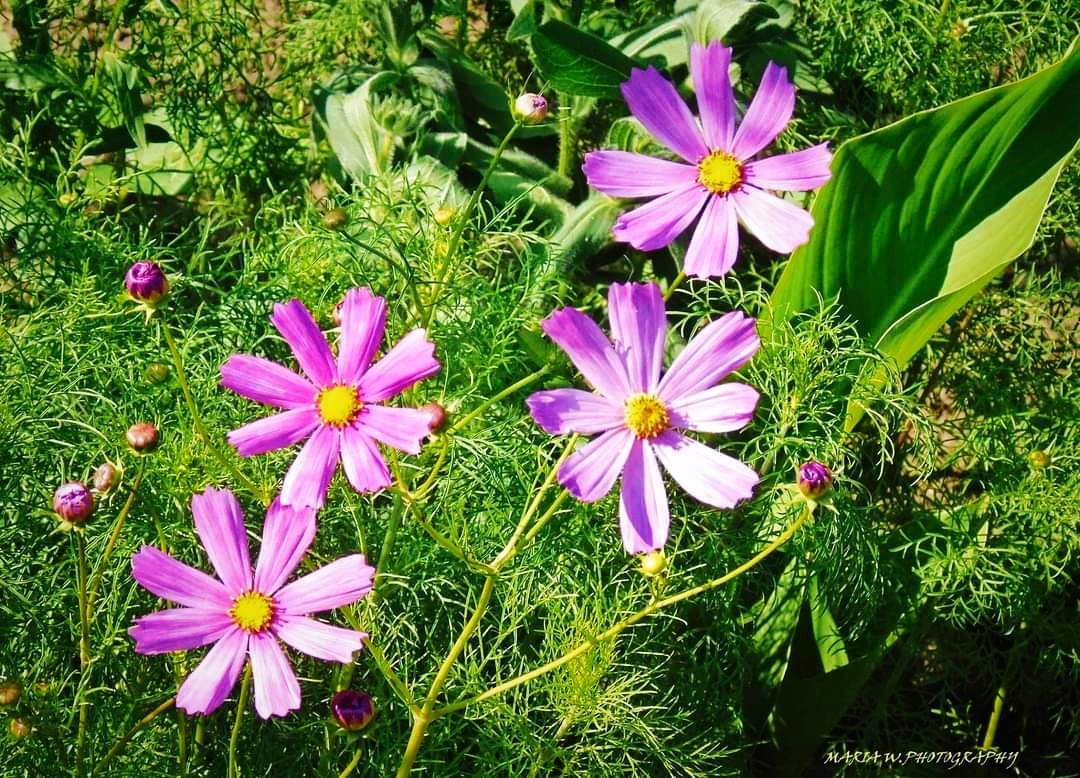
[697,150,744,195]
[317,384,362,427]
[229,591,275,633]
[624,393,670,439]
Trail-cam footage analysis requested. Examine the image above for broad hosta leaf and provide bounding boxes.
[768,38,1080,376]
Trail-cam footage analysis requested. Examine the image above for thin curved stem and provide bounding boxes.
[435,503,815,719]
[75,532,91,778]
[227,664,253,778]
[160,316,270,505]
[91,697,175,777]
[86,459,146,614]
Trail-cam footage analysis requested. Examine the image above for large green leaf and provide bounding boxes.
[768,38,1080,374]
[529,19,639,99]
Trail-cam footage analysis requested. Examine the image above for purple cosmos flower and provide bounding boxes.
[221,287,440,509]
[527,282,760,554]
[583,40,832,278]
[129,487,375,719]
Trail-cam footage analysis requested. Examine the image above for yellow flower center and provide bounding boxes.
[229,591,275,633]
[624,393,669,439]
[317,384,362,427]
[697,150,744,195]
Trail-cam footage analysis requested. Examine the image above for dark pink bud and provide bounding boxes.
[92,462,119,493]
[331,690,374,731]
[126,422,159,452]
[125,261,169,304]
[53,482,94,523]
[797,461,832,499]
[423,402,446,433]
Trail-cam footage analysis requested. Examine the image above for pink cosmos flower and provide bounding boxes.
[527,282,760,554]
[129,487,375,719]
[583,40,832,278]
[221,287,440,509]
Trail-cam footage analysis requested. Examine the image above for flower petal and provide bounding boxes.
[270,298,337,387]
[691,41,736,150]
[175,628,248,716]
[658,311,760,401]
[358,405,432,455]
[731,187,816,253]
[277,554,376,613]
[129,608,235,654]
[558,428,635,502]
[582,150,699,199]
[527,388,623,436]
[731,61,795,160]
[667,383,760,433]
[280,425,340,509]
[337,287,387,385]
[253,501,316,594]
[622,66,709,163]
[274,553,375,613]
[338,428,392,494]
[358,329,439,403]
[219,354,316,409]
[249,632,301,719]
[682,193,740,278]
[611,185,709,252]
[541,306,631,401]
[226,408,321,457]
[191,487,252,595]
[618,441,669,554]
[744,143,833,192]
[607,282,666,393]
[274,615,367,663]
[131,545,231,610]
[652,431,759,509]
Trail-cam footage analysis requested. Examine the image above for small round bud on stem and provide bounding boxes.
[512,93,548,124]
[0,680,21,706]
[797,461,832,500]
[126,422,159,453]
[124,261,169,305]
[1028,450,1051,469]
[423,402,447,434]
[639,550,667,578]
[331,690,375,732]
[9,718,31,740]
[92,462,119,494]
[322,208,348,230]
[53,482,94,524]
[144,362,171,385]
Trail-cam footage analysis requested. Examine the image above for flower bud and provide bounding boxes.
[797,461,832,500]
[124,261,169,304]
[512,93,548,124]
[331,689,375,732]
[0,680,21,706]
[322,208,348,230]
[92,462,119,494]
[9,718,31,740]
[53,482,94,524]
[1028,450,1051,469]
[422,402,447,434]
[144,362,171,385]
[126,422,159,453]
[639,550,667,578]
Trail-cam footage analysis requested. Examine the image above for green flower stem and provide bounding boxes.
[86,459,145,615]
[557,98,576,180]
[663,270,687,303]
[434,503,816,720]
[409,436,450,500]
[227,664,253,778]
[396,574,498,778]
[75,531,91,778]
[160,316,269,506]
[445,365,553,437]
[491,435,578,570]
[981,682,1007,750]
[363,635,416,709]
[338,743,365,778]
[421,121,522,331]
[91,696,175,778]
